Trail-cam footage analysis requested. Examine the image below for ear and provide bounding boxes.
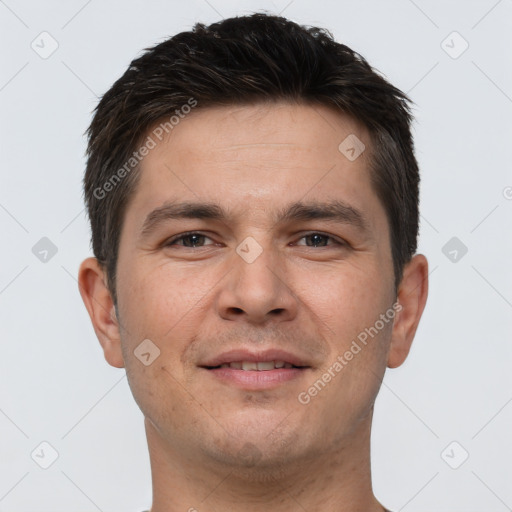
[78,257,124,368]
[387,254,428,369]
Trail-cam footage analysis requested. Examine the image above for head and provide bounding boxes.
[79,13,428,480]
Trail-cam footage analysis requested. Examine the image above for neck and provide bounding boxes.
[145,411,386,512]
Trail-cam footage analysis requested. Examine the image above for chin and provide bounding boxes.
[202,422,310,477]
[207,444,303,482]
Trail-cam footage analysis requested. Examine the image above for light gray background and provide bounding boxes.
[1,0,511,510]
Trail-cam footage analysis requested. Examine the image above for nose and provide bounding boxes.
[215,240,299,325]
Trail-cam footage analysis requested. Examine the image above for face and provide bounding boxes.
[81,102,426,474]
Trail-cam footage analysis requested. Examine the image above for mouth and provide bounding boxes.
[200,349,311,389]
[205,360,304,370]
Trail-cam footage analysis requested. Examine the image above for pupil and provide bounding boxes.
[186,234,203,247]
[308,234,326,247]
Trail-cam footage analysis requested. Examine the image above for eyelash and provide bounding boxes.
[164,231,345,248]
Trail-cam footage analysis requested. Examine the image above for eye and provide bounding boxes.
[295,232,344,247]
[163,231,345,249]
[165,232,215,248]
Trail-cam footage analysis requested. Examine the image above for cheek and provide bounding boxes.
[296,266,393,432]
[118,260,204,334]
[116,262,202,427]
[296,259,390,340]
[116,259,219,385]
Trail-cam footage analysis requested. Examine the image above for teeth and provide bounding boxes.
[220,361,296,371]
[257,361,275,371]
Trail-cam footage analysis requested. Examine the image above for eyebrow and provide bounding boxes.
[139,199,369,239]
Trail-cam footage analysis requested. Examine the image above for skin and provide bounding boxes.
[79,102,428,512]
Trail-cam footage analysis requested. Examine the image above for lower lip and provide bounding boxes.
[205,367,307,389]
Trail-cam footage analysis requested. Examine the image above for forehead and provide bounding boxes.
[147,101,370,159]
[132,102,375,209]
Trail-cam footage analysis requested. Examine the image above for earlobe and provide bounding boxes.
[387,254,429,369]
[78,257,125,368]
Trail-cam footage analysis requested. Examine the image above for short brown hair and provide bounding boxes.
[84,12,420,306]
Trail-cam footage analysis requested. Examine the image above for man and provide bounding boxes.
[78,13,428,512]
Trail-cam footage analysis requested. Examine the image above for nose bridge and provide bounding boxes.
[216,234,297,323]
[237,236,280,295]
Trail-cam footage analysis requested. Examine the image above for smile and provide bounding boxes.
[211,361,297,370]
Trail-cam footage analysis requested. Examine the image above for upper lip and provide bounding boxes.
[200,348,311,368]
